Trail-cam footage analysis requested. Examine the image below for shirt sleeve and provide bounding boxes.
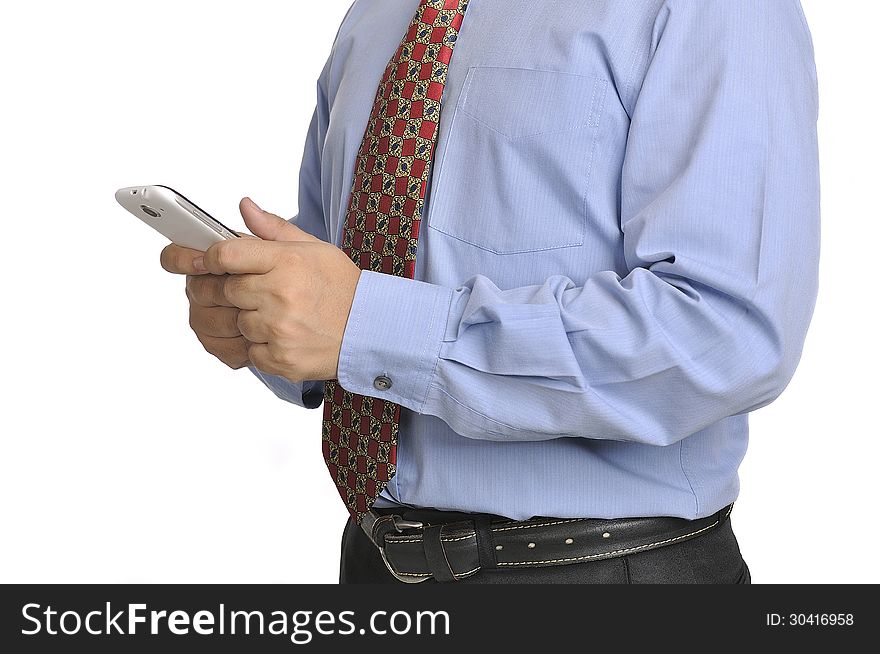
[336,0,820,445]
[246,53,333,410]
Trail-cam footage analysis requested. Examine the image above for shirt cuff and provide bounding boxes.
[247,365,325,409]
[336,269,453,413]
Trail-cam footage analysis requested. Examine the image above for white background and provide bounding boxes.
[0,1,876,583]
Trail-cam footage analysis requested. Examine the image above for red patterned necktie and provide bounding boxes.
[321,0,469,524]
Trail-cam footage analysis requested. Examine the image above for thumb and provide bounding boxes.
[239,197,318,242]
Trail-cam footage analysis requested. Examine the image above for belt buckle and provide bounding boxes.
[361,511,428,584]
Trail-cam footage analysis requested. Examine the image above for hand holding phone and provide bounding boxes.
[131,187,256,371]
[116,185,251,368]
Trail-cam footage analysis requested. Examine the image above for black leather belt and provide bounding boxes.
[360,503,734,583]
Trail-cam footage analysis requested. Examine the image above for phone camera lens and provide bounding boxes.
[140,204,161,218]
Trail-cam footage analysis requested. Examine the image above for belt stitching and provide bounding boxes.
[498,505,732,567]
[492,518,589,532]
[386,533,476,544]
[392,565,480,579]
[385,505,732,574]
[385,507,727,543]
[385,517,643,542]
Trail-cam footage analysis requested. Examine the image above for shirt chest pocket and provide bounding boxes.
[427,66,607,254]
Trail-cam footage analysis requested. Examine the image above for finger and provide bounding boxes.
[189,304,241,338]
[247,342,287,378]
[161,243,209,275]
[236,309,269,343]
[197,334,251,370]
[235,231,258,239]
[219,273,262,311]
[240,197,318,243]
[202,238,279,275]
[186,274,237,308]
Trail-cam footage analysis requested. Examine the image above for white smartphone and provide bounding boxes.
[115,184,240,251]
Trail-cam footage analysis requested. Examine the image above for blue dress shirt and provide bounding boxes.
[249,0,820,520]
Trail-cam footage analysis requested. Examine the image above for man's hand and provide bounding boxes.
[160,200,262,370]
[183,272,252,370]
[189,198,361,382]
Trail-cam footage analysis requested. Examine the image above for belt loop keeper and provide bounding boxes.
[423,525,457,583]
[472,514,497,570]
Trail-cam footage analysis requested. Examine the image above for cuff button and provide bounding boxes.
[373,375,393,391]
